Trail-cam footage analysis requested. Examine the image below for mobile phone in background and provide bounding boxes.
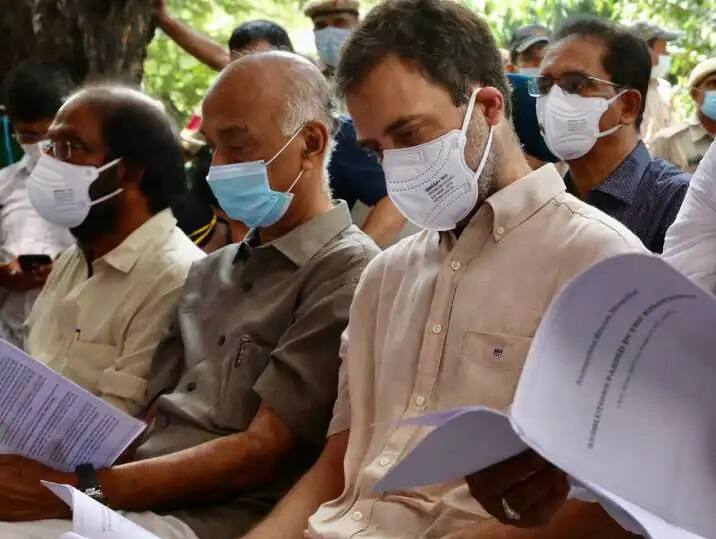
[18,254,52,272]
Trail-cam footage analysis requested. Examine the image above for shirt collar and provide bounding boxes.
[593,141,651,205]
[235,201,354,267]
[485,164,566,242]
[689,116,713,143]
[99,209,177,273]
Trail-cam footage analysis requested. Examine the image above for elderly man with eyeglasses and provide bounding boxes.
[22,86,204,417]
[530,16,690,253]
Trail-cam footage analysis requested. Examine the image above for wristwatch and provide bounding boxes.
[75,463,108,505]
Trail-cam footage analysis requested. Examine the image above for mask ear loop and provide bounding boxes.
[266,124,306,166]
[461,86,494,179]
[89,157,124,207]
[597,89,629,139]
[461,87,482,134]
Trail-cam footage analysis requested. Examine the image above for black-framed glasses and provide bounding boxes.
[45,140,87,160]
[528,73,626,97]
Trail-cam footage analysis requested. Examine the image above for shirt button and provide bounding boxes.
[379,457,391,467]
[431,324,442,334]
[217,335,226,346]
[451,261,461,271]
[496,226,505,236]
[186,382,197,392]
[415,396,426,407]
[352,511,363,521]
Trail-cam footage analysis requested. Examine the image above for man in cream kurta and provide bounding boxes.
[26,209,203,416]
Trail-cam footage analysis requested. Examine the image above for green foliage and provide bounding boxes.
[144,0,716,124]
[143,0,308,124]
[467,0,716,119]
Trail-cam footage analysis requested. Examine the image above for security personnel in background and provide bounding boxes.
[304,0,414,247]
[651,58,716,173]
[507,24,551,76]
[630,21,680,144]
[304,0,361,78]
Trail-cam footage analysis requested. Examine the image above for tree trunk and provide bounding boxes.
[0,0,156,88]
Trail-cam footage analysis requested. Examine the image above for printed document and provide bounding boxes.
[44,482,159,539]
[0,339,144,472]
[375,254,716,539]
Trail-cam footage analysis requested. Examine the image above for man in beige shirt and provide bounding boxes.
[244,1,645,538]
[25,87,204,416]
[651,58,716,173]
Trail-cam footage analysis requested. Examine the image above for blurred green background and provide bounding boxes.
[144,0,716,123]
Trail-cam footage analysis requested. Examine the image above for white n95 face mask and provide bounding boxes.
[381,88,494,231]
[536,85,625,161]
[28,153,122,228]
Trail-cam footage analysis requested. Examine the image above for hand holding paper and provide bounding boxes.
[374,254,716,539]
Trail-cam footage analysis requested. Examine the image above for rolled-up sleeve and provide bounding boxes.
[253,257,366,447]
[663,140,716,291]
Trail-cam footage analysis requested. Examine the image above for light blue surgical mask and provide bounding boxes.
[518,67,540,77]
[314,27,351,68]
[701,90,716,121]
[206,127,304,229]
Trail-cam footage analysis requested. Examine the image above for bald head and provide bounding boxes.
[202,52,336,221]
[206,51,334,138]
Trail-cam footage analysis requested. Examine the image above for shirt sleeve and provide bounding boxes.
[252,248,370,447]
[145,306,186,405]
[95,269,186,416]
[663,140,716,291]
[327,329,351,436]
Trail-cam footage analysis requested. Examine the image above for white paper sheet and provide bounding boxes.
[58,534,89,539]
[512,254,716,538]
[375,254,716,538]
[0,339,144,472]
[373,407,527,492]
[43,482,159,539]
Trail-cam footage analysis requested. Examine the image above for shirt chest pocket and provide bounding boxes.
[459,331,533,410]
[217,335,271,431]
[62,340,120,395]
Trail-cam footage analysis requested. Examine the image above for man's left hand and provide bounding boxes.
[466,450,570,528]
[0,455,74,521]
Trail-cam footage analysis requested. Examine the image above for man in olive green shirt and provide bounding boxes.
[0,52,378,539]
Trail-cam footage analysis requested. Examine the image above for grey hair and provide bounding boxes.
[278,59,337,193]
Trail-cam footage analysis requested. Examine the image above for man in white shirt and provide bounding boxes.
[663,140,716,291]
[0,61,76,347]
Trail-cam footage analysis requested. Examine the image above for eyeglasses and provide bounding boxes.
[45,140,87,160]
[528,73,626,97]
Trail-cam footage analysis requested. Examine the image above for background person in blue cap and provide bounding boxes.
[507,24,551,76]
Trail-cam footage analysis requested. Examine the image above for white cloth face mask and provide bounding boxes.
[536,85,626,161]
[28,153,122,228]
[381,88,494,231]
